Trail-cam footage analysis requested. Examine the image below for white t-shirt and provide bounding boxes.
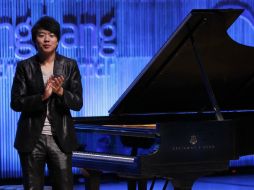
[41,65,53,136]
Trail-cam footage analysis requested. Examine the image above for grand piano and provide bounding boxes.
[72,9,254,190]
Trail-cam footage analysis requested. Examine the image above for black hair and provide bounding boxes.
[31,16,61,43]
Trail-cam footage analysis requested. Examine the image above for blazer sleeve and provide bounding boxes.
[10,62,45,112]
[60,60,83,111]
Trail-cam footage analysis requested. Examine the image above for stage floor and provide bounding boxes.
[1,174,254,189]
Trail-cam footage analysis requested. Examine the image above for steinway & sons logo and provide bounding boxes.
[171,135,215,151]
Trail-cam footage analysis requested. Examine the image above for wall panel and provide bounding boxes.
[1,0,254,178]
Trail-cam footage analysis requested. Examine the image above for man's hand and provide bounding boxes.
[42,79,53,101]
[51,75,64,96]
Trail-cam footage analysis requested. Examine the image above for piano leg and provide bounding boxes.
[171,178,194,190]
[149,177,156,190]
[127,179,136,190]
[138,178,147,190]
[121,176,147,190]
[162,179,169,190]
[127,178,147,190]
[81,169,102,190]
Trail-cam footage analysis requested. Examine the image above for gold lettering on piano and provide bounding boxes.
[189,135,198,145]
[172,145,215,151]
[172,135,215,151]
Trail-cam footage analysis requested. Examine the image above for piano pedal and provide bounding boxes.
[119,175,149,190]
[149,177,156,190]
[162,179,169,190]
[149,177,169,190]
[128,178,147,190]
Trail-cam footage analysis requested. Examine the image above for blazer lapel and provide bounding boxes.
[33,55,45,93]
[53,54,65,77]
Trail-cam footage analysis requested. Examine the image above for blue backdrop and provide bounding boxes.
[1,0,254,178]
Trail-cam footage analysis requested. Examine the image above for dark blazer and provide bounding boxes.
[11,53,83,153]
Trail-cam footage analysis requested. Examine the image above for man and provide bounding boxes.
[10,16,83,190]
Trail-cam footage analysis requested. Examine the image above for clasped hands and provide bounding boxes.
[42,75,64,101]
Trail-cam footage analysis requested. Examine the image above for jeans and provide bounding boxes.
[18,134,73,190]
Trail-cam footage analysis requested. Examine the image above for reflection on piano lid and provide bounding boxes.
[73,9,254,190]
[75,122,157,138]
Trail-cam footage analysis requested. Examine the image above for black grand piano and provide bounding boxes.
[72,9,254,190]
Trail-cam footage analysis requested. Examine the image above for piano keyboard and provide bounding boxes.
[73,151,136,163]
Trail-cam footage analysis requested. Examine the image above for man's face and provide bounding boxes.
[35,29,58,55]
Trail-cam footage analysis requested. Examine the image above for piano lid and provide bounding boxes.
[109,9,254,116]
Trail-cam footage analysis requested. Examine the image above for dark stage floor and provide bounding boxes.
[1,174,254,190]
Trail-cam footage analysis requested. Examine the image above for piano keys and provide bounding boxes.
[73,122,157,175]
[73,120,159,190]
[72,9,254,190]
